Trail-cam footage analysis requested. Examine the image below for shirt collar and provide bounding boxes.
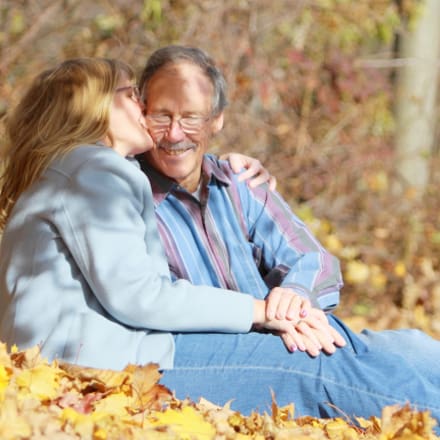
[138,154,232,204]
[202,154,232,186]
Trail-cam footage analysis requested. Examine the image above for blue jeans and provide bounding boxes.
[358,327,440,387]
[161,315,440,433]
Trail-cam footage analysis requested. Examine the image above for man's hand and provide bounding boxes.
[220,153,277,191]
[281,308,346,357]
[253,291,346,357]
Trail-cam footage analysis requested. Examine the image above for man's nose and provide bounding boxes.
[165,119,186,142]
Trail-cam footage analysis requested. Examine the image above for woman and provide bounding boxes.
[0,58,311,370]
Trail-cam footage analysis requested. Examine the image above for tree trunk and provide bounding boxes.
[394,0,440,195]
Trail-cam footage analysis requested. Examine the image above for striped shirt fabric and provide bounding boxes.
[140,154,343,311]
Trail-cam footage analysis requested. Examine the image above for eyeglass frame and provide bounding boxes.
[144,112,213,135]
[115,85,141,102]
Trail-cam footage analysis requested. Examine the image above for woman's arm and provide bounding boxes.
[57,148,254,334]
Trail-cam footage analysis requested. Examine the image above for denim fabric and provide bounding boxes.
[161,316,440,432]
[141,155,343,311]
[358,327,440,387]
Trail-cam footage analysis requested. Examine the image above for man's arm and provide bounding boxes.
[235,178,343,312]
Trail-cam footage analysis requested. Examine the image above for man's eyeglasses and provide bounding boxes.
[115,85,141,102]
[145,114,211,135]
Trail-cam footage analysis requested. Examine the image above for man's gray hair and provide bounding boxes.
[139,45,228,116]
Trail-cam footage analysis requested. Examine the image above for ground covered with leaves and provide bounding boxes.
[0,343,438,440]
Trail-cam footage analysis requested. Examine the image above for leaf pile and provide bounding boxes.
[0,342,438,439]
[2,0,440,350]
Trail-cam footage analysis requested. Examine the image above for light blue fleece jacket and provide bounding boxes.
[0,145,253,369]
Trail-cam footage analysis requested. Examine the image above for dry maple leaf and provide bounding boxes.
[58,362,131,392]
[55,390,104,414]
[380,404,438,439]
[270,388,295,424]
[129,367,172,413]
[15,362,61,400]
[10,344,44,369]
[147,404,216,439]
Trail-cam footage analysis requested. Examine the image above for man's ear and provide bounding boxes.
[211,112,224,133]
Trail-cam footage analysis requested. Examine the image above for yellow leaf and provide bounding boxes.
[60,406,83,424]
[413,305,430,330]
[339,246,360,260]
[93,392,130,417]
[344,260,370,284]
[325,234,343,253]
[0,365,11,401]
[148,405,216,439]
[325,418,351,439]
[370,264,387,290]
[93,427,107,439]
[354,416,374,429]
[59,362,131,392]
[60,407,95,438]
[366,171,388,192]
[275,123,291,136]
[394,261,406,278]
[15,363,60,400]
[0,397,32,439]
[127,363,171,411]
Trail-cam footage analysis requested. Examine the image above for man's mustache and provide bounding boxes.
[158,141,197,150]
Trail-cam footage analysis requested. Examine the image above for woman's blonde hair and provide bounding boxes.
[0,57,135,229]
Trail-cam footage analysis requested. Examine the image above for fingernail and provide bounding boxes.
[290,344,297,352]
[300,309,308,318]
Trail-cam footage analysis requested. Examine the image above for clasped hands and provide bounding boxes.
[253,287,346,357]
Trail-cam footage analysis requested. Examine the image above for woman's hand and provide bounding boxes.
[264,287,311,322]
[264,288,320,355]
[220,153,277,191]
[253,293,346,357]
[284,308,346,356]
[253,298,309,353]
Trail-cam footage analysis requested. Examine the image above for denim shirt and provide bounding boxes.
[141,154,342,311]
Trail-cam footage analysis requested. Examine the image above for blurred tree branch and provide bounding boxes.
[0,2,62,75]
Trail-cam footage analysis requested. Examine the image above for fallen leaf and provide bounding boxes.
[148,405,216,439]
[15,363,61,400]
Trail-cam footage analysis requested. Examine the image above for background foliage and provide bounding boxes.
[1,0,439,337]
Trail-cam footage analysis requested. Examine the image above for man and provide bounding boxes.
[138,45,440,425]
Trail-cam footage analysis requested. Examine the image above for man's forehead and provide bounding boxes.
[146,61,213,95]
